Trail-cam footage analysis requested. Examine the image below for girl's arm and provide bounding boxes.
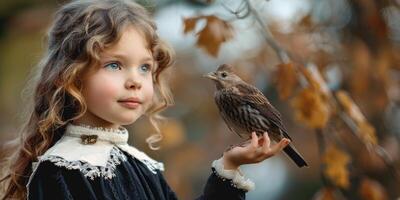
[196,131,290,200]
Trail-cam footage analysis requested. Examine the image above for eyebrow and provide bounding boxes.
[103,52,153,63]
[140,56,154,63]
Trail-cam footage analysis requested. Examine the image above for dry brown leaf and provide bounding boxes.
[336,90,378,145]
[276,62,298,100]
[359,178,388,200]
[322,145,351,189]
[183,16,201,34]
[299,65,331,99]
[307,65,331,98]
[183,15,234,57]
[358,121,378,145]
[291,87,330,129]
[336,90,365,123]
[299,15,313,29]
[195,15,234,57]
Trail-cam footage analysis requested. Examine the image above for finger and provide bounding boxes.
[250,132,258,149]
[260,132,271,155]
[269,138,290,155]
[263,131,271,148]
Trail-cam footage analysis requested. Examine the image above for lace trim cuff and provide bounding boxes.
[211,157,255,191]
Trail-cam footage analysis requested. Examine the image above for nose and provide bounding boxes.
[125,79,142,90]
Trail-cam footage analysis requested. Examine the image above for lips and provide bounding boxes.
[118,97,142,109]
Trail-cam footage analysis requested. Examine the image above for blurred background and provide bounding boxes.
[1,0,400,199]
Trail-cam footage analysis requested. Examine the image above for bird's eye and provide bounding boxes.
[221,72,228,78]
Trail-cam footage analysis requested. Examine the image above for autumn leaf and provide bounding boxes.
[359,178,388,200]
[275,62,298,100]
[336,90,378,145]
[299,15,313,29]
[291,87,330,129]
[299,64,331,99]
[336,90,365,122]
[197,15,234,57]
[358,122,378,146]
[322,145,351,189]
[183,16,201,34]
[183,15,234,57]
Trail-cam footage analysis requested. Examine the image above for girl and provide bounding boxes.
[0,0,290,199]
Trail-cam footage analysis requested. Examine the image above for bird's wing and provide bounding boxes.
[236,84,292,140]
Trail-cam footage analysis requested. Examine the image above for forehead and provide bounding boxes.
[100,25,152,59]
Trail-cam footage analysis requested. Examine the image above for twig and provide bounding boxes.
[221,0,250,19]
[315,129,330,186]
[242,0,290,64]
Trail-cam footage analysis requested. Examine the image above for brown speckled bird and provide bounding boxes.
[205,64,308,167]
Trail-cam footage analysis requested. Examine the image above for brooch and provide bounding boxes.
[80,135,98,144]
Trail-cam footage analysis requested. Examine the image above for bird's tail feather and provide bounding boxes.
[283,145,308,168]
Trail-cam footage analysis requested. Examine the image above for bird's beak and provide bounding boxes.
[203,72,217,80]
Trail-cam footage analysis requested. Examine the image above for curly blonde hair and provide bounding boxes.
[0,0,174,198]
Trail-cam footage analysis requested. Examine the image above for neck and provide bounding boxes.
[216,82,227,90]
[65,123,129,145]
[73,111,120,130]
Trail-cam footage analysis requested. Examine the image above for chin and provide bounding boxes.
[117,115,141,125]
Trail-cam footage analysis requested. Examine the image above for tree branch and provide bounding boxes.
[242,0,290,64]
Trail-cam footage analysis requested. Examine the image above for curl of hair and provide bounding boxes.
[0,0,174,198]
[146,40,175,150]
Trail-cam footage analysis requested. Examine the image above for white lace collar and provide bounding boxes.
[29,123,164,182]
[65,123,129,145]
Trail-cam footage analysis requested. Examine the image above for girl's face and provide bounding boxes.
[76,26,154,129]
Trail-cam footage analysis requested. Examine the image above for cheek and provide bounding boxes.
[84,73,121,105]
[142,78,154,105]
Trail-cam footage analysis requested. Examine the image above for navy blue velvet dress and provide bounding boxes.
[26,124,253,200]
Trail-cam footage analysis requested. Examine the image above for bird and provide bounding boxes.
[204,64,308,168]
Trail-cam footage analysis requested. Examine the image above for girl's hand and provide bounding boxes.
[222,132,290,170]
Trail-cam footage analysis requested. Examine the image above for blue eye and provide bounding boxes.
[139,64,151,73]
[104,62,121,71]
